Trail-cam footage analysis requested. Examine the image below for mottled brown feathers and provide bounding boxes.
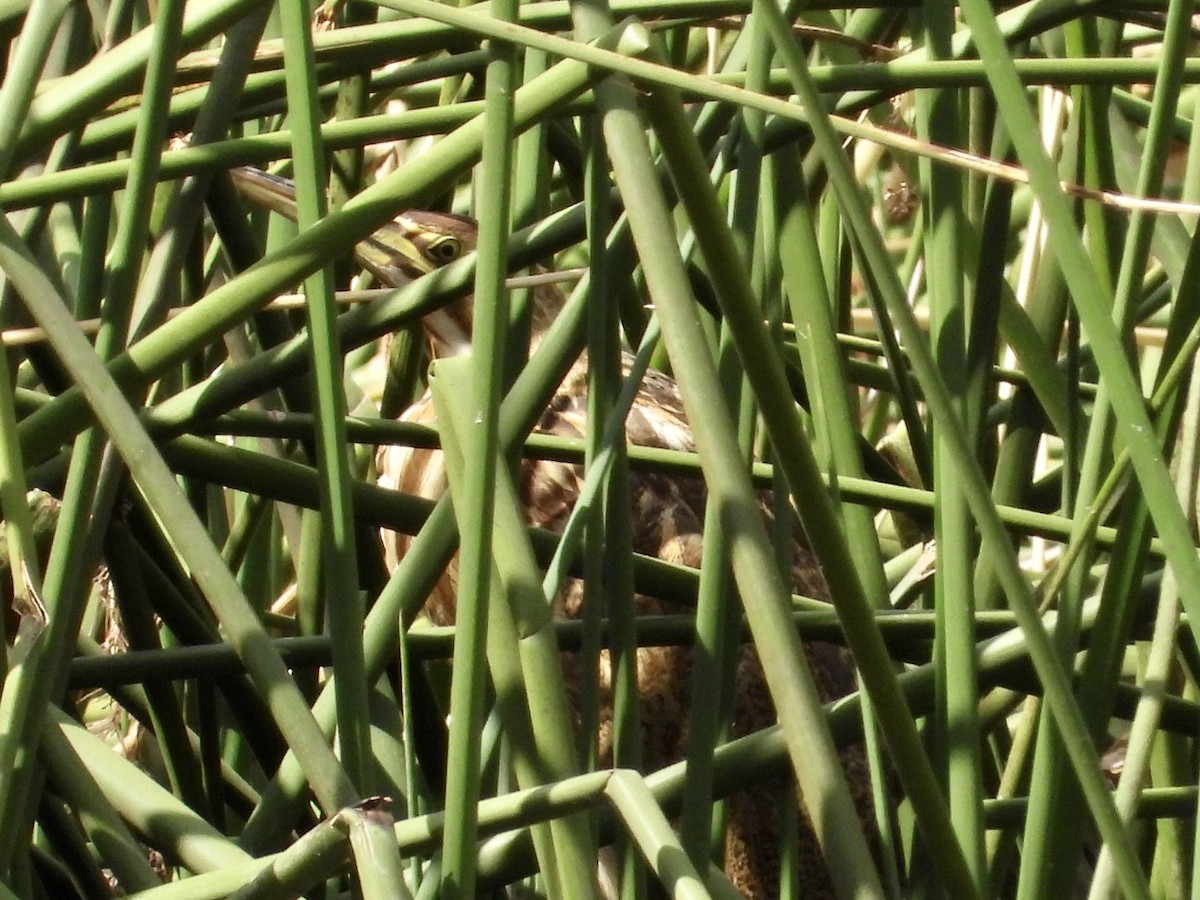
[377,352,879,899]
[230,172,887,898]
[366,206,883,899]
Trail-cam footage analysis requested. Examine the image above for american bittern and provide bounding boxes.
[233,167,886,899]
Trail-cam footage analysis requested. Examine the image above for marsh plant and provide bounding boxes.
[0,0,1195,896]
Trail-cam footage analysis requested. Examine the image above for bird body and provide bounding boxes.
[233,168,883,898]
[376,349,870,900]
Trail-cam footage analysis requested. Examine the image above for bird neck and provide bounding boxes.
[425,279,567,360]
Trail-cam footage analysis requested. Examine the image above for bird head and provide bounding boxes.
[355,209,480,358]
[231,167,564,360]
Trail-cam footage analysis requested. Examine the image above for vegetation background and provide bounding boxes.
[0,0,1195,895]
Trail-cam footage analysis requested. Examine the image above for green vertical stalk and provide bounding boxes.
[555,13,655,898]
[278,0,371,793]
[510,46,551,372]
[582,148,639,786]
[1018,0,1194,892]
[771,145,900,892]
[579,115,642,898]
[956,0,1200,658]
[434,356,595,899]
[575,25,888,897]
[678,10,764,872]
[586,82,645,900]
[916,0,985,885]
[643,44,977,897]
[437,0,519,890]
[94,0,187,359]
[753,0,1152,892]
[327,0,374,241]
[960,161,1016,886]
[0,335,40,665]
[974,136,1068,615]
[676,260,744,876]
[1069,18,1121,298]
[576,122,608,781]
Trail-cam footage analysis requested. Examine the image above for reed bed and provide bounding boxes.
[0,0,1196,896]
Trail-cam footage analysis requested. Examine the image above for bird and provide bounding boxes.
[232,166,888,899]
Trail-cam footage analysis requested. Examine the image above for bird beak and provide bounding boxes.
[229,166,433,289]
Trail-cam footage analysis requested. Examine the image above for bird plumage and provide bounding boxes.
[232,168,885,898]
[376,357,872,900]
[374,293,874,900]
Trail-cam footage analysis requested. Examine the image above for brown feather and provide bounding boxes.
[369,211,886,899]
[229,172,890,899]
[378,357,882,899]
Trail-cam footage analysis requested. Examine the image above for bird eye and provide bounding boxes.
[425,236,461,265]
